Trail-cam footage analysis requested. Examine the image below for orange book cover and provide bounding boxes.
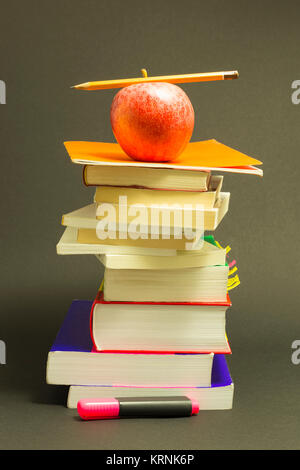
[64,139,263,176]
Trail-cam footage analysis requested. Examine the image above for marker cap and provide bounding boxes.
[77,398,119,420]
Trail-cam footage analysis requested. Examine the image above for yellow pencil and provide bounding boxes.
[72,69,239,91]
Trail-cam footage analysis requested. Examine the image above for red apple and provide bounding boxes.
[110,82,194,162]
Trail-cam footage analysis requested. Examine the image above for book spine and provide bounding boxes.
[89,299,98,351]
[82,166,89,187]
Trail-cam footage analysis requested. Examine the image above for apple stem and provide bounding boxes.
[141,68,148,78]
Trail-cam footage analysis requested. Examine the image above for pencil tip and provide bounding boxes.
[224,71,239,80]
[71,83,88,90]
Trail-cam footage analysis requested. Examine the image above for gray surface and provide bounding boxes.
[0,0,300,449]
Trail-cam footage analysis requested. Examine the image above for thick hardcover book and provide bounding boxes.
[90,291,231,354]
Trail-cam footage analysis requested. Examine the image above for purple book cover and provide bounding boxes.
[50,300,232,388]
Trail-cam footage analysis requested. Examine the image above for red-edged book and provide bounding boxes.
[90,291,231,354]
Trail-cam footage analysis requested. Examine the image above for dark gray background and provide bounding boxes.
[0,0,299,450]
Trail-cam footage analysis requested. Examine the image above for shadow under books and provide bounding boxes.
[32,383,69,407]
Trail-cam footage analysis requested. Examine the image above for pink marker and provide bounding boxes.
[77,396,199,420]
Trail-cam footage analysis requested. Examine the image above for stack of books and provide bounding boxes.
[47,139,262,410]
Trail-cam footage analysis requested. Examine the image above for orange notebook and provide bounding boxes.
[64,139,263,176]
